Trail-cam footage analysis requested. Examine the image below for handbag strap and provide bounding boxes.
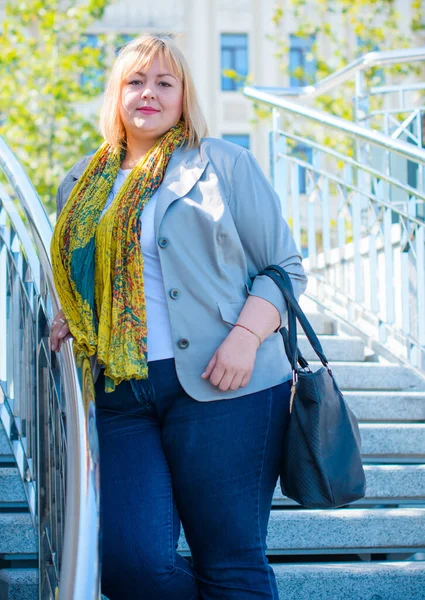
[260,269,308,371]
[259,265,330,368]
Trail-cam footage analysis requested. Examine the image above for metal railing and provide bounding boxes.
[250,46,425,187]
[249,47,425,100]
[0,138,101,599]
[243,87,425,374]
[250,46,425,151]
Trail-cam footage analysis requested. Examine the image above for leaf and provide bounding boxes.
[0,0,110,215]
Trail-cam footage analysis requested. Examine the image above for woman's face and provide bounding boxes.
[120,55,184,144]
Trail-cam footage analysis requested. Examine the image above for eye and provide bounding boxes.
[129,80,142,85]
[159,81,171,87]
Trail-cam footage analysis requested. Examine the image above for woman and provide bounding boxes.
[50,34,307,600]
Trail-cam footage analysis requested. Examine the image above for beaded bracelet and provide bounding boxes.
[233,323,262,346]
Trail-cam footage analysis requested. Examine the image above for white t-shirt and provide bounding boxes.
[100,169,175,361]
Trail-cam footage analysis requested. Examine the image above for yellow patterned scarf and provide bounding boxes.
[50,121,188,392]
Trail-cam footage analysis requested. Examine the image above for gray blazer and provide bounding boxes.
[55,137,307,401]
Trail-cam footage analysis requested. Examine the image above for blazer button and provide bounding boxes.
[158,237,169,248]
[170,288,180,299]
[178,338,190,350]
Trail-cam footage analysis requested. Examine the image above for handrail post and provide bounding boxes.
[244,68,425,374]
[272,108,289,222]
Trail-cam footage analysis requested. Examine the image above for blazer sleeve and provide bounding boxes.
[228,149,308,326]
[56,182,65,219]
[55,156,92,219]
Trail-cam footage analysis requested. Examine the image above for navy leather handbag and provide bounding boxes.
[260,265,366,509]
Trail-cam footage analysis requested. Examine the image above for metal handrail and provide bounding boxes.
[243,87,425,165]
[275,132,425,222]
[275,129,425,206]
[245,47,425,99]
[246,76,425,372]
[0,137,101,600]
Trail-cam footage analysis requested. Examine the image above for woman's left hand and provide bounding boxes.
[201,326,260,392]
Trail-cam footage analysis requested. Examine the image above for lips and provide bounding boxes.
[137,107,160,114]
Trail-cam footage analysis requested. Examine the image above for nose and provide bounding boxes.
[141,86,155,99]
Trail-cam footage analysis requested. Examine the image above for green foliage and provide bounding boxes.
[265,0,425,156]
[0,0,111,217]
[270,0,424,119]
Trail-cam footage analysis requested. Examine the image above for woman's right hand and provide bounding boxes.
[50,309,73,352]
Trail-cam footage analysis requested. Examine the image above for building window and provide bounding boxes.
[80,34,104,91]
[293,145,313,194]
[221,33,248,91]
[289,34,316,86]
[222,134,250,150]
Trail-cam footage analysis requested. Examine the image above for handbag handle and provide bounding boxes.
[260,269,308,371]
[259,265,330,369]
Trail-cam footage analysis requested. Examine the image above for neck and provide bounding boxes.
[121,135,159,169]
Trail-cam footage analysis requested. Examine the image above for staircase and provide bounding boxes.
[179,299,425,599]
[0,419,38,599]
[2,302,425,599]
[1,47,425,599]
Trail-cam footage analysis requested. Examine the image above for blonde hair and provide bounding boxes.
[100,34,209,150]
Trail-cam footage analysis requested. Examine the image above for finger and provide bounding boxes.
[57,333,73,350]
[201,354,217,379]
[229,372,245,391]
[218,370,236,392]
[57,323,70,339]
[50,312,65,351]
[50,325,60,352]
[240,371,252,388]
[209,363,227,387]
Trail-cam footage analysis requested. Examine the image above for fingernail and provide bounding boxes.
[201,372,207,378]
[58,332,64,338]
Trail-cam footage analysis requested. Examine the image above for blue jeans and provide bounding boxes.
[95,358,291,600]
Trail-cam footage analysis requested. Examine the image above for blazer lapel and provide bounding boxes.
[63,146,209,233]
[154,145,209,234]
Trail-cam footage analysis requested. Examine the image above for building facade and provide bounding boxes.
[1,0,421,174]
[83,0,284,173]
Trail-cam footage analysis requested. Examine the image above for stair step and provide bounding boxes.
[0,514,37,555]
[0,569,38,600]
[273,561,425,600]
[298,335,365,361]
[344,391,425,421]
[0,426,13,460]
[274,465,425,504]
[309,362,425,391]
[177,508,425,554]
[302,313,335,335]
[360,424,425,458]
[0,469,26,503]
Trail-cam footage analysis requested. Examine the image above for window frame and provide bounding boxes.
[220,33,249,92]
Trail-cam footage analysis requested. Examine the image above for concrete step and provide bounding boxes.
[177,508,425,555]
[301,313,335,335]
[360,424,425,459]
[0,426,13,461]
[309,362,425,391]
[273,561,425,600]
[0,514,37,555]
[274,465,425,505]
[0,569,37,600]
[298,335,365,362]
[0,469,25,503]
[343,391,425,422]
